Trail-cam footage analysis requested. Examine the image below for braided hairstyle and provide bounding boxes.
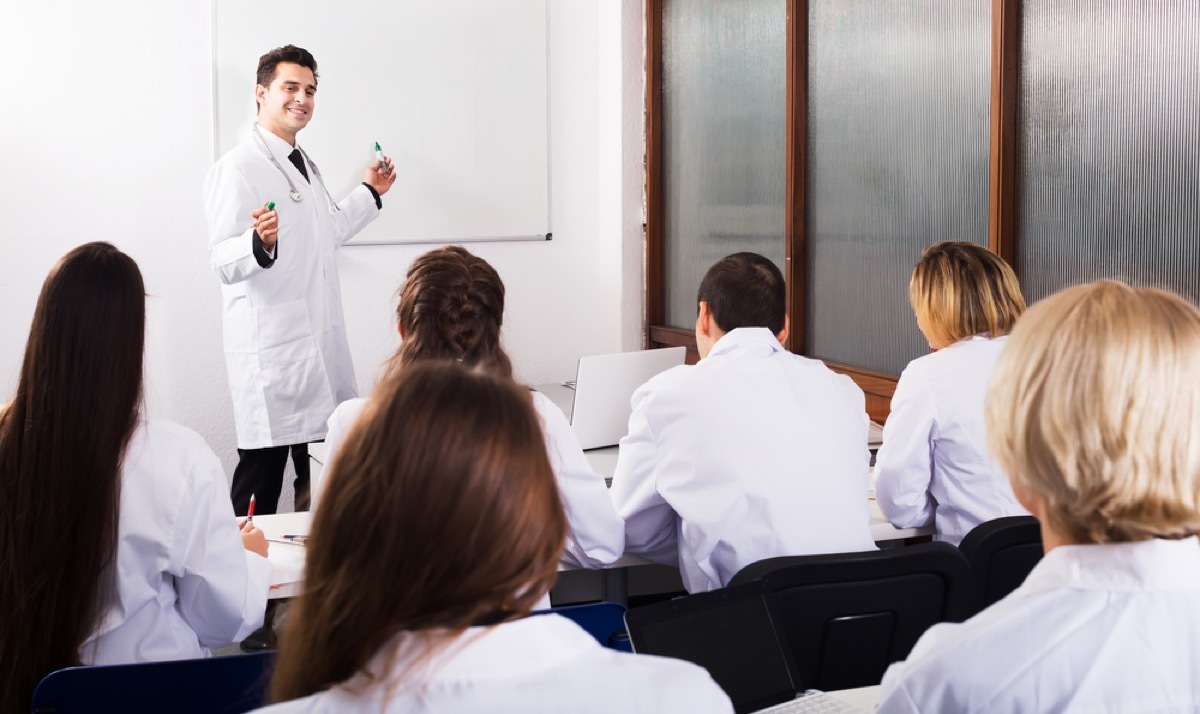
[386,246,514,379]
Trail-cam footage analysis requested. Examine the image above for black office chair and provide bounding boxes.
[31,651,274,714]
[958,515,1043,616]
[729,542,973,691]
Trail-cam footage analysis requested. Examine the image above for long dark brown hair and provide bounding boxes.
[0,242,145,711]
[270,361,567,702]
[385,246,514,379]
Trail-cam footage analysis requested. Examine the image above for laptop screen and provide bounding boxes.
[625,584,798,713]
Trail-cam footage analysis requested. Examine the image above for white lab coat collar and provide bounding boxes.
[354,614,597,691]
[1020,537,1200,594]
[706,327,784,359]
[254,122,299,151]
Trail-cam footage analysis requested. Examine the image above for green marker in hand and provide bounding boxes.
[266,201,276,211]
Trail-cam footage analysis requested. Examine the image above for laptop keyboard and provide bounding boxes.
[756,690,868,714]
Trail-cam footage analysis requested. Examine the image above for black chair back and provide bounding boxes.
[729,542,973,691]
[32,651,275,714]
[958,515,1043,615]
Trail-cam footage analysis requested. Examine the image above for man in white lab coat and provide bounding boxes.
[203,45,396,520]
[609,252,877,594]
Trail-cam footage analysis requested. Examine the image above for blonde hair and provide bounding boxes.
[909,242,1025,349]
[985,280,1200,544]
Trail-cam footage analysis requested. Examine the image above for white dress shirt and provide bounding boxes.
[250,613,732,713]
[877,537,1200,713]
[874,335,1028,545]
[315,391,624,568]
[79,419,271,664]
[609,328,877,593]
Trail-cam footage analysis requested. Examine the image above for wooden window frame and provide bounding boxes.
[645,0,1020,423]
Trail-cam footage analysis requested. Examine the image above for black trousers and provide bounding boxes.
[230,444,311,516]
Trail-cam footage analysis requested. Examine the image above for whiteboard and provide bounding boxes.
[212,0,550,244]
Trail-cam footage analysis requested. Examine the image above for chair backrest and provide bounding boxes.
[31,651,274,714]
[958,515,1044,615]
[531,601,631,651]
[728,542,973,692]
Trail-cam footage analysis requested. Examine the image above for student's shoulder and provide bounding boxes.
[596,650,733,712]
[138,417,215,457]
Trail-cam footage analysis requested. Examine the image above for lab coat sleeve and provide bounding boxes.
[873,368,938,530]
[204,159,271,285]
[310,400,358,513]
[330,184,382,246]
[170,443,271,647]
[534,394,624,568]
[608,387,678,564]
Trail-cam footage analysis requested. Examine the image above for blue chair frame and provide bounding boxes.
[31,651,275,714]
[532,601,631,651]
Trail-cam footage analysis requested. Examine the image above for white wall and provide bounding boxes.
[0,0,645,477]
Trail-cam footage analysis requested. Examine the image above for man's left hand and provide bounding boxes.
[363,156,398,196]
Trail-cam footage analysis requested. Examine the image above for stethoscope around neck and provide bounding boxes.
[252,124,340,211]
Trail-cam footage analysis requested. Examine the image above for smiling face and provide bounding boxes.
[255,62,316,145]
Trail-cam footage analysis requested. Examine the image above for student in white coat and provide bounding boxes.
[609,252,877,594]
[0,244,271,713]
[254,362,732,714]
[874,242,1030,545]
[312,246,624,570]
[203,44,397,519]
[877,280,1200,713]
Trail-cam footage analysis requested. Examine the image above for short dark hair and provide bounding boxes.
[256,44,319,89]
[696,252,786,335]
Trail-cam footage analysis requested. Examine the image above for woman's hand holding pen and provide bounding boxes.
[239,518,269,558]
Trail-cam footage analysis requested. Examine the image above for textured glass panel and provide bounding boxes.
[1019,1,1200,306]
[662,0,787,329]
[807,0,991,375]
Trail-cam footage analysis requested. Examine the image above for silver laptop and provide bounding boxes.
[567,347,686,450]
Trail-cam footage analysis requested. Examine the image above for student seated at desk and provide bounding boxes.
[876,281,1200,713]
[0,243,270,713]
[874,242,1030,545]
[312,246,623,568]
[609,252,876,593]
[255,362,731,713]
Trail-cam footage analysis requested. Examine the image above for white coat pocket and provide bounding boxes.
[254,300,334,439]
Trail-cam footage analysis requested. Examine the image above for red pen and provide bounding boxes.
[247,493,256,525]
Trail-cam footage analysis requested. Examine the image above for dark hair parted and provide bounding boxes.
[269,361,567,702]
[385,246,513,379]
[256,44,319,89]
[0,242,145,713]
[697,252,787,335]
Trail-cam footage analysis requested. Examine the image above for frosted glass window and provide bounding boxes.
[806,0,991,375]
[661,0,787,329]
[1019,0,1200,307]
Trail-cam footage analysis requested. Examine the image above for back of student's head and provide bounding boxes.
[0,242,145,712]
[270,361,566,702]
[985,280,1200,545]
[909,241,1025,349]
[387,246,513,379]
[696,252,786,335]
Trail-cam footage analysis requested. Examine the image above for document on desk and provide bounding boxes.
[869,420,884,447]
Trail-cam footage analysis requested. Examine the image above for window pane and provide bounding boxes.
[806,0,992,374]
[1019,0,1200,306]
[661,0,787,330]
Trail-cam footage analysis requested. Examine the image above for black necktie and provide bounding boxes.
[287,149,310,183]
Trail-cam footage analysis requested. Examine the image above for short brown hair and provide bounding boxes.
[696,252,787,335]
[256,44,318,89]
[909,242,1025,349]
[269,361,566,701]
[986,280,1200,544]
